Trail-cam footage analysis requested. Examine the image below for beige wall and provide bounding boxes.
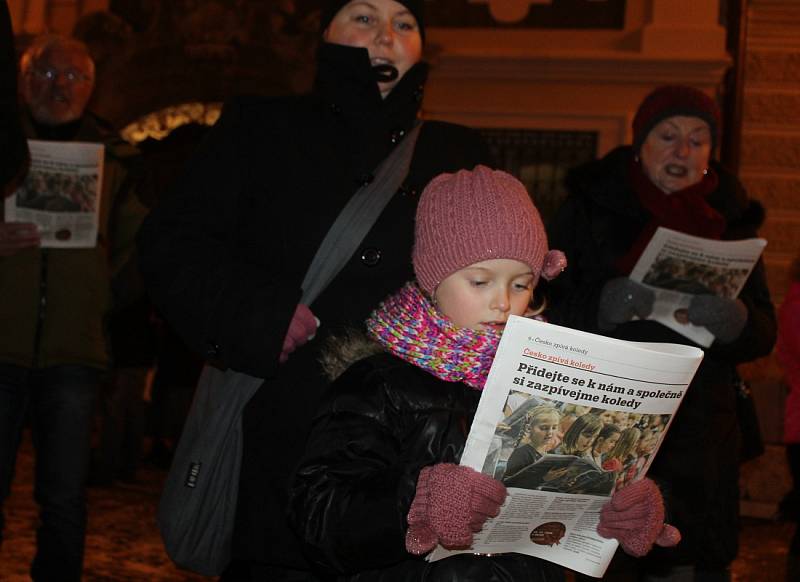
[737,0,800,455]
[423,0,729,156]
[739,0,800,305]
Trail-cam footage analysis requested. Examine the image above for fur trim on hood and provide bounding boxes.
[319,328,384,381]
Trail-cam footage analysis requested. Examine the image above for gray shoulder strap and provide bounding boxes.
[300,121,423,306]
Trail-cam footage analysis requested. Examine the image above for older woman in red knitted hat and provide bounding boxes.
[547,86,777,581]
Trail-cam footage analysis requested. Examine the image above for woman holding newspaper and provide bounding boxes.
[547,85,777,581]
[289,166,680,580]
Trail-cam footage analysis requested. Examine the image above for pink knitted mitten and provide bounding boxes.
[597,478,681,557]
[405,463,507,555]
[280,304,318,363]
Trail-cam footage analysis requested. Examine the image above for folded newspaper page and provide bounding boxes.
[429,316,703,577]
[5,140,104,248]
[629,226,766,347]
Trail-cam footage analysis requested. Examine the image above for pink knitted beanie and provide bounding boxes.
[413,165,557,295]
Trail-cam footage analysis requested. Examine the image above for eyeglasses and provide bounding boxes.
[31,67,93,84]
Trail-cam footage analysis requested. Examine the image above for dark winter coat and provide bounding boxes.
[546,146,777,569]
[289,352,566,582]
[136,42,489,571]
[0,112,147,370]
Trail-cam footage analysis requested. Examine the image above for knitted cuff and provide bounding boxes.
[407,464,507,551]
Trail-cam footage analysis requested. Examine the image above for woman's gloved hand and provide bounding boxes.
[687,295,747,343]
[280,304,319,363]
[597,278,655,331]
[405,464,507,555]
[597,478,681,557]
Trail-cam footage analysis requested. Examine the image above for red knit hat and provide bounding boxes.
[632,85,721,153]
[413,165,566,294]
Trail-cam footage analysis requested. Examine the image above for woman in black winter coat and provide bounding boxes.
[546,85,777,581]
[136,1,488,579]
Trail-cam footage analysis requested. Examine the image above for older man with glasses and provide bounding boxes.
[0,35,147,581]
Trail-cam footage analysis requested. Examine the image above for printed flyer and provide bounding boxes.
[629,226,767,347]
[429,316,704,577]
[5,139,104,248]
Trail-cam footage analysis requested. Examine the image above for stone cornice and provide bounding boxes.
[428,50,731,86]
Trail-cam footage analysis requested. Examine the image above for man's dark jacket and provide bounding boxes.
[136,43,489,571]
[1,112,146,370]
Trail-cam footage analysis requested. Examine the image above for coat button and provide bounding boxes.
[390,128,406,144]
[356,173,374,187]
[360,247,382,267]
[206,341,221,359]
[398,185,417,197]
[329,103,342,115]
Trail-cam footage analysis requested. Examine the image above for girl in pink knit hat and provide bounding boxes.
[289,165,678,580]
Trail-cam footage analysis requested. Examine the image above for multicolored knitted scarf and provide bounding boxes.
[366,282,501,390]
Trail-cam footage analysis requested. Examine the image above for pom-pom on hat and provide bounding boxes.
[413,165,566,295]
[320,0,426,43]
[632,85,721,153]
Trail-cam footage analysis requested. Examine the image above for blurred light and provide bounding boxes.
[121,102,222,144]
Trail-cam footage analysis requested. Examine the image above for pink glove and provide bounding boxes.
[405,463,507,555]
[597,478,681,557]
[279,304,318,363]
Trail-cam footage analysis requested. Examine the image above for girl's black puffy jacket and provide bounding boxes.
[546,146,777,570]
[289,352,566,582]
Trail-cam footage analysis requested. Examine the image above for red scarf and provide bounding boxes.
[616,159,726,274]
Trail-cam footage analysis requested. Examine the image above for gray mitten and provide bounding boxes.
[687,295,747,343]
[597,278,655,331]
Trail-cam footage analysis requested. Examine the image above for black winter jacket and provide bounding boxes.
[289,352,566,582]
[546,146,777,569]
[136,43,488,570]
